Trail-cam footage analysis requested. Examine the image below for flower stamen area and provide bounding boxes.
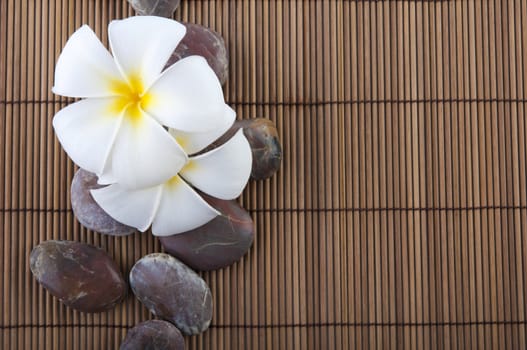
[109,74,154,123]
[181,160,197,173]
[166,175,182,189]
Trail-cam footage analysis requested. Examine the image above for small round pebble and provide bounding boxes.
[159,194,254,271]
[71,168,135,236]
[30,240,127,313]
[130,253,213,335]
[120,320,185,350]
[165,23,229,85]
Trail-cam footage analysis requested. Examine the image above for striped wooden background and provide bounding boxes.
[2,0,527,349]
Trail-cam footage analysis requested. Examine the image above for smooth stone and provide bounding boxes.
[120,320,185,350]
[159,194,254,271]
[71,168,135,236]
[130,253,213,335]
[30,240,127,313]
[209,118,282,180]
[242,118,282,179]
[127,0,181,17]
[165,23,228,85]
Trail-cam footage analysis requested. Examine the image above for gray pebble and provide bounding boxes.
[120,320,185,350]
[130,253,213,335]
[71,168,135,236]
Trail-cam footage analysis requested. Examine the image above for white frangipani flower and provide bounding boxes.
[91,123,253,236]
[52,16,230,189]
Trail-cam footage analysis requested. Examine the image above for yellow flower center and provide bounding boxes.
[108,73,154,124]
[181,159,197,173]
[166,175,181,188]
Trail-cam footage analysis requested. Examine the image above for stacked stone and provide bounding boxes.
[30,1,282,349]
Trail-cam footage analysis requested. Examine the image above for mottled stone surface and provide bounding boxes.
[242,118,282,179]
[71,168,135,236]
[127,0,181,17]
[120,320,185,350]
[165,23,228,85]
[159,194,254,271]
[210,118,282,180]
[130,253,212,335]
[30,240,127,313]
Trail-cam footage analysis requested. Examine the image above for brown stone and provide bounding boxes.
[30,240,127,313]
[209,118,282,180]
[120,320,185,350]
[127,0,181,17]
[159,194,254,271]
[165,23,228,85]
[130,253,213,335]
[71,168,135,236]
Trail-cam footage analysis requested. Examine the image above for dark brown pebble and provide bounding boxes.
[159,194,254,271]
[30,240,127,313]
[130,253,213,335]
[165,23,228,85]
[120,320,185,350]
[71,168,135,236]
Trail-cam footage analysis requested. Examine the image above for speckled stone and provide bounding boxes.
[120,320,185,350]
[30,240,127,313]
[159,194,254,271]
[209,118,282,180]
[127,0,181,17]
[130,253,213,335]
[71,168,135,236]
[165,23,228,85]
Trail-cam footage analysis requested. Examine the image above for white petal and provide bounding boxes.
[169,105,236,155]
[97,172,116,185]
[144,56,226,132]
[152,176,220,236]
[108,16,186,90]
[91,183,162,232]
[97,152,116,185]
[180,129,252,200]
[110,106,187,189]
[52,25,123,98]
[52,98,123,174]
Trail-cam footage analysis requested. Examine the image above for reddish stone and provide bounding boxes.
[159,194,254,271]
[30,240,127,313]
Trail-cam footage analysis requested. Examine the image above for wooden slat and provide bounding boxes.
[2,0,527,349]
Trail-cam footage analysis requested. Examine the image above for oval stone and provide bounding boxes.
[71,168,135,236]
[209,118,282,180]
[30,240,127,313]
[127,0,181,17]
[130,253,213,335]
[165,23,228,85]
[242,118,282,179]
[159,194,254,271]
[120,320,184,350]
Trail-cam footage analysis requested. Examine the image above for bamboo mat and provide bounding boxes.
[2,0,527,349]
